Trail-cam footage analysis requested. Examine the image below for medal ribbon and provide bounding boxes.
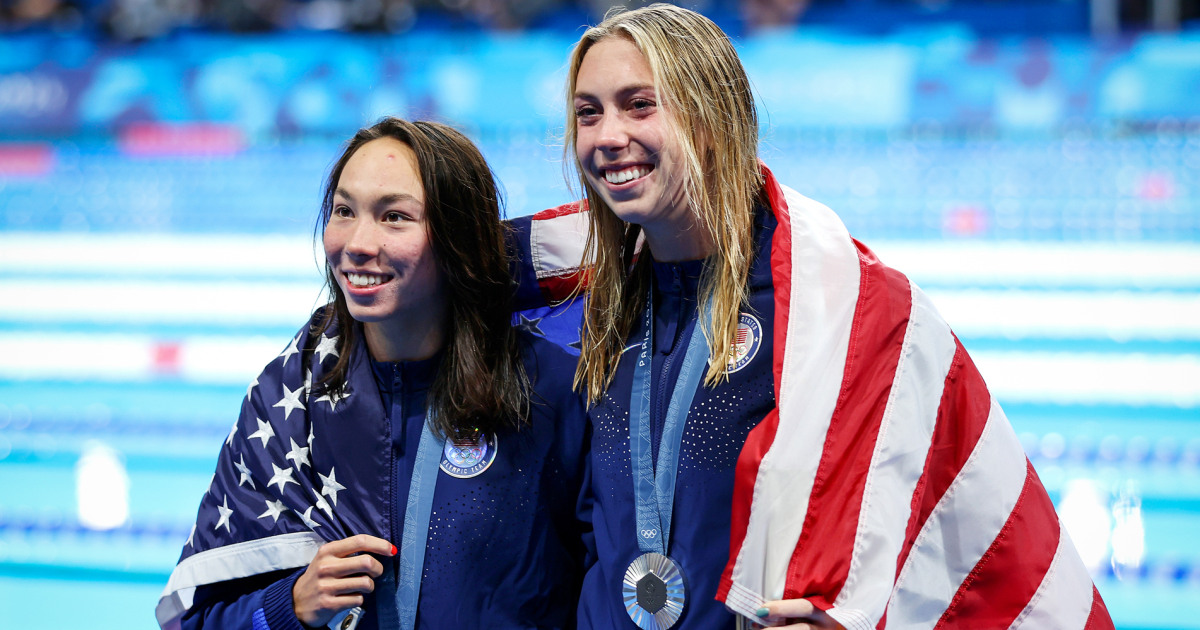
[631,285,711,556]
[395,415,444,630]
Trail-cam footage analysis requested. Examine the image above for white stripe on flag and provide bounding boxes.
[834,287,957,621]
[530,211,591,279]
[887,398,1029,629]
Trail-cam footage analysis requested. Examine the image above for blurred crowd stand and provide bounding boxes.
[0,0,1196,41]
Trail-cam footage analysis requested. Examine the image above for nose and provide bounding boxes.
[594,112,630,153]
[343,216,379,261]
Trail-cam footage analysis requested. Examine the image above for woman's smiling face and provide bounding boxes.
[573,36,691,233]
[323,137,444,332]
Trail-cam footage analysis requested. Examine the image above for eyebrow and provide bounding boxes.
[334,188,421,207]
[574,83,655,101]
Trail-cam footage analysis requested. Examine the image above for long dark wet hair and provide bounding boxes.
[310,117,528,438]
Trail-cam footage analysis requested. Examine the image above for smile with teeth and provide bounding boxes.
[604,164,652,184]
[345,272,392,288]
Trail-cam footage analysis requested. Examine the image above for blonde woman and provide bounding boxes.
[511,4,1114,630]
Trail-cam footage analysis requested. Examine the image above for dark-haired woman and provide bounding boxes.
[157,118,591,630]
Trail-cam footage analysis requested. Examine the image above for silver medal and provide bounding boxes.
[622,552,686,630]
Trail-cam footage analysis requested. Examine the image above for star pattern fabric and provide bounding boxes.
[160,310,399,630]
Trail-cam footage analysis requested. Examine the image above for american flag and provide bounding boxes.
[519,166,1114,630]
[156,315,393,630]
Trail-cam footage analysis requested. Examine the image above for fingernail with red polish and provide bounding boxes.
[390,544,397,556]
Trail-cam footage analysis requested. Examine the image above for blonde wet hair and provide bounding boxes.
[566,3,763,404]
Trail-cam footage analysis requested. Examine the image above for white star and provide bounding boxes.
[248,418,275,449]
[279,335,301,366]
[319,467,346,507]
[273,383,306,421]
[315,494,333,518]
[258,499,286,524]
[314,334,340,364]
[285,438,311,470]
[225,422,238,446]
[246,375,259,401]
[214,495,234,533]
[233,454,256,489]
[304,369,313,395]
[315,387,348,412]
[307,422,316,447]
[267,462,298,492]
[186,523,196,547]
[297,506,321,530]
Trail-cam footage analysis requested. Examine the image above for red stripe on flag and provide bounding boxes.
[539,269,589,305]
[933,460,1058,629]
[718,164,792,600]
[891,342,993,591]
[530,200,584,220]
[1084,586,1115,630]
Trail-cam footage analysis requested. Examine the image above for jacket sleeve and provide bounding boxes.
[181,569,307,630]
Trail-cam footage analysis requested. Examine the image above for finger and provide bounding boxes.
[320,534,396,559]
[320,574,377,597]
[758,599,817,620]
[315,553,386,579]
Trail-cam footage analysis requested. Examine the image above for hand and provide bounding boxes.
[293,534,395,628]
[754,598,846,630]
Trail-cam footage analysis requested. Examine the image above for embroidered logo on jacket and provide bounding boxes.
[726,313,762,374]
[440,434,498,478]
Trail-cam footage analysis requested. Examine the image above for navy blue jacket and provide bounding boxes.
[508,206,778,629]
[177,324,591,630]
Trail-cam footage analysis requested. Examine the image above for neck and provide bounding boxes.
[362,309,446,363]
[641,214,714,263]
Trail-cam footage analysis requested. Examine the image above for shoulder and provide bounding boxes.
[516,329,583,408]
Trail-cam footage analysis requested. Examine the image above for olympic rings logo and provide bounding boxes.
[640,528,658,539]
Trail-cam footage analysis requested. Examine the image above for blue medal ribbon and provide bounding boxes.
[395,416,444,630]
[631,285,711,556]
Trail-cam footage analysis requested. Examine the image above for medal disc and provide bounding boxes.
[622,552,686,630]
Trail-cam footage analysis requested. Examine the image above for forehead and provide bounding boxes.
[339,137,424,199]
[576,36,654,90]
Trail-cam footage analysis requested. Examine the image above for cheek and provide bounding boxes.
[322,230,342,263]
[575,128,596,162]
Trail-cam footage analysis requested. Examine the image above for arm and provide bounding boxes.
[182,569,305,630]
[181,536,392,630]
